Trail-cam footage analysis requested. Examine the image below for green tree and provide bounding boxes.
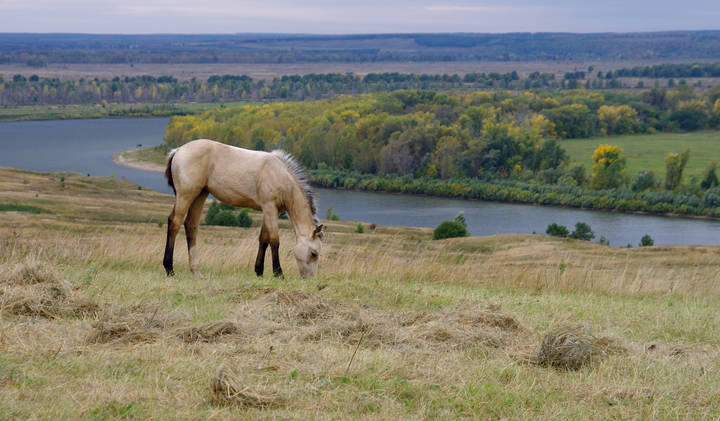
[701,161,719,190]
[640,234,654,247]
[546,223,569,238]
[664,149,690,190]
[631,170,656,192]
[569,222,595,241]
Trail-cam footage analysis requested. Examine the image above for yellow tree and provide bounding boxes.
[597,105,640,135]
[590,144,626,189]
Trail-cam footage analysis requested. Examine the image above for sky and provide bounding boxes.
[1,0,719,34]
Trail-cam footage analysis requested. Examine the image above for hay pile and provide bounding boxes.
[535,324,610,370]
[0,259,99,319]
[177,321,239,343]
[87,305,189,344]
[209,366,284,408]
[247,289,525,352]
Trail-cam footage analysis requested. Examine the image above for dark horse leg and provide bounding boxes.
[184,189,209,275]
[163,193,196,276]
[255,206,283,277]
[254,225,269,277]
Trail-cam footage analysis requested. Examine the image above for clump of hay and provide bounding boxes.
[177,321,239,343]
[536,324,606,370]
[0,282,99,319]
[209,366,284,408]
[87,305,187,344]
[261,290,346,324]
[3,258,58,285]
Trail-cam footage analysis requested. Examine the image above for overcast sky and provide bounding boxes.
[1,0,719,34]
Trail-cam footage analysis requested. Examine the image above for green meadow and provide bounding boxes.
[562,131,720,181]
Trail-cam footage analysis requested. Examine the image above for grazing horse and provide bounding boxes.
[162,139,325,278]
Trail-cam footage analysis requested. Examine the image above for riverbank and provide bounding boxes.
[112,147,165,173]
[115,146,720,226]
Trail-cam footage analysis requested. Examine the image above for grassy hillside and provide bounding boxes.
[1,166,719,419]
[562,130,720,180]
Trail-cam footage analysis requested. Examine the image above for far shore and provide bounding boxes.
[112,149,164,173]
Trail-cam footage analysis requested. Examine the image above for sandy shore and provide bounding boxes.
[112,149,165,173]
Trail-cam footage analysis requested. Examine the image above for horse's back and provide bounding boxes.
[170,139,282,209]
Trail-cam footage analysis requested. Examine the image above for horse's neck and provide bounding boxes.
[287,186,315,239]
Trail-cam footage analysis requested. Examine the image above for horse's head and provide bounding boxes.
[294,224,325,278]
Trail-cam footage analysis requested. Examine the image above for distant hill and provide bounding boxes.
[2,31,720,65]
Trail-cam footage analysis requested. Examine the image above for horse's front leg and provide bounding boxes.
[254,225,269,277]
[184,190,209,275]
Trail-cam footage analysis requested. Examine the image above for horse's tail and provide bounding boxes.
[165,149,177,195]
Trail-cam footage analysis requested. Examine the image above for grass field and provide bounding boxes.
[1,166,720,419]
[0,101,252,122]
[562,130,720,181]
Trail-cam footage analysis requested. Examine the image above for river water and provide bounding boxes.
[2,117,720,246]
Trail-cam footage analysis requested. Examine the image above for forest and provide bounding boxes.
[3,32,720,64]
[163,87,720,216]
[0,69,696,107]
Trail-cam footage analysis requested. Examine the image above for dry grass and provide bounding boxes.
[1,167,720,419]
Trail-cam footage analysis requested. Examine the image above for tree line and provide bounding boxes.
[0,71,654,107]
[163,87,720,197]
[609,63,720,78]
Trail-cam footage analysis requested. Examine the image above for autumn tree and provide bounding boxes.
[597,105,640,135]
[590,144,626,189]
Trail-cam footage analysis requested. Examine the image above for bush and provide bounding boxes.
[569,222,595,241]
[546,223,569,238]
[631,170,656,192]
[205,201,220,225]
[210,210,237,226]
[433,221,469,240]
[640,234,654,247]
[355,223,365,233]
[236,209,253,227]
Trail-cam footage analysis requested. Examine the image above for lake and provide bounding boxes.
[2,117,720,246]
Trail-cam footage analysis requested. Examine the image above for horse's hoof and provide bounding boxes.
[166,269,175,277]
[273,272,284,279]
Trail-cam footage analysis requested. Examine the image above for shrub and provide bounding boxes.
[205,201,220,225]
[210,210,237,226]
[546,223,569,238]
[236,209,253,227]
[355,223,364,233]
[631,170,656,192]
[433,221,469,240]
[640,234,654,247]
[569,222,595,241]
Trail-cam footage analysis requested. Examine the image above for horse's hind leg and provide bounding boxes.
[264,207,283,278]
[254,225,269,277]
[163,193,195,276]
[184,189,209,275]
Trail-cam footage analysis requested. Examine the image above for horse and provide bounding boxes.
[162,139,325,278]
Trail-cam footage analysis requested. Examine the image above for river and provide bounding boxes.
[2,117,720,246]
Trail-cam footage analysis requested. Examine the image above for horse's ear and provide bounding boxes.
[313,224,326,240]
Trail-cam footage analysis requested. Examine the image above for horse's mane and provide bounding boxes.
[271,150,317,218]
